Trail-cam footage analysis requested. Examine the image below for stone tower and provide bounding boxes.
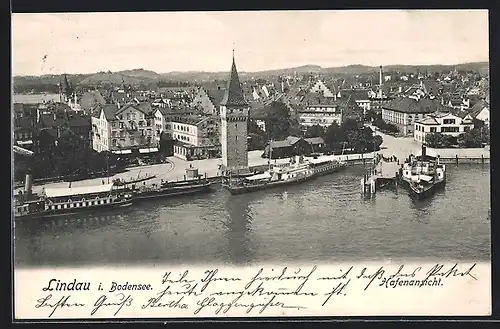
[59,74,73,103]
[220,53,250,175]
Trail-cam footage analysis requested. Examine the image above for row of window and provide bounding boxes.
[117,113,146,121]
[48,198,113,210]
[442,119,456,125]
[111,137,152,146]
[300,112,341,117]
[110,129,152,138]
[16,132,32,140]
[174,134,191,142]
[112,120,152,129]
[306,107,338,112]
[441,126,460,133]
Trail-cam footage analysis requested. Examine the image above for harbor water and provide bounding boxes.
[14,164,491,268]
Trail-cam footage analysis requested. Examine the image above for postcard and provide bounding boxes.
[12,9,491,319]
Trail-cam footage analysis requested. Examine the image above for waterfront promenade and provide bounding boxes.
[14,131,426,195]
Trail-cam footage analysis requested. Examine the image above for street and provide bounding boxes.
[370,125,422,161]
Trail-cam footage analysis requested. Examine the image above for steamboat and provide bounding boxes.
[399,145,446,200]
[224,155,346,195]
[14,174,133,220]
[127,167,214,201]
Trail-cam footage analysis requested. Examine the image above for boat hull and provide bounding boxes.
[14,198,133,221]
[400,178,446,200]
[226,175,313,195]
[132,184,213,201]
[225,162,346,195]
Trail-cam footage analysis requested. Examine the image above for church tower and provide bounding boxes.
[59,74,73,103]
[220,52,250,175]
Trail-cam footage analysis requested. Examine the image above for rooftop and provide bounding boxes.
[220,55,248,107]
[43,183,114,198]
[383,97,449,114]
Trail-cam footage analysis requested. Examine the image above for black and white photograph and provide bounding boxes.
[12,10,491,319]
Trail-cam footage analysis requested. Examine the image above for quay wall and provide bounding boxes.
[425,147,490,159]
[250,152,376,173]
[425,147,490,164]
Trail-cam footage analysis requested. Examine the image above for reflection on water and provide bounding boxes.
[14,165,491,267]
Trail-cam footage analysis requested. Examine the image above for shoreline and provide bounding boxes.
[13,130,490,195]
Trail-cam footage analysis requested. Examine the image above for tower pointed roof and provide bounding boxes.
[220,53,248,107]
[60,74,73,97]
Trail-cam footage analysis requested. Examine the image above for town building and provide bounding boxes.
[414,112,474,144]
[168,115,220,160]
[469,101,490,127]
[298,93,342,128]
[220,53,250,174]
[309,80,336,98]
[381,96,450,136]
[192,87,226,115]
[91,103,156,154]
[80,90,106,114]
[13,117,37,153]
[263,136,327,159]
[338,89,371,114]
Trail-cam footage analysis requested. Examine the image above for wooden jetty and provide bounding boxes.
[361,158,401,197]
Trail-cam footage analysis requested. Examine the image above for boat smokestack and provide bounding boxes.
[422,144,427,157]
[24,173,33,200]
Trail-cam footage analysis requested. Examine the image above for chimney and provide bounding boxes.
[378,66,383,98]
[24,173,33,200]
[379,66,383,86]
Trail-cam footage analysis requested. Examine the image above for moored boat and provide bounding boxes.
[14,180,133,220]
[224,155,346,195]
[399,145,446,200]
[129,167,214,201]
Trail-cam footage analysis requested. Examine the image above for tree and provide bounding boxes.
[264,101,295,140]
[372,135,383,151]
[457,125,489,148]
[364,108,379,122]
[304,125,325,138]
[425,132,447,148]
[324,123,346,152]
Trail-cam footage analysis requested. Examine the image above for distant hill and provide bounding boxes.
[115,68,161,80]
[78,71,157,85]
[13,61,489,89]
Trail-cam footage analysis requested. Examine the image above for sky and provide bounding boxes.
[12,10,489,76]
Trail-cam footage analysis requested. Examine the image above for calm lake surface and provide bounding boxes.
[14,164,491,268]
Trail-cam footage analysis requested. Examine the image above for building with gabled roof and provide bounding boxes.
[382,96,452,136]
[91,102,156,153]
[414,111,474,144]
[469,100,489,127]
[191,87,226,115]
[262,136,327,159]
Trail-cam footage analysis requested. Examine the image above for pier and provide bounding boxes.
[361,156,401,197]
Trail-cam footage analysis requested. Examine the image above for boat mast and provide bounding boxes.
[268,139,273,171]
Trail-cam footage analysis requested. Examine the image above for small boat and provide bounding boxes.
[224,155,346,195]
[14,178,133,221]
[129,167,214,201]
[399,145,446,200]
